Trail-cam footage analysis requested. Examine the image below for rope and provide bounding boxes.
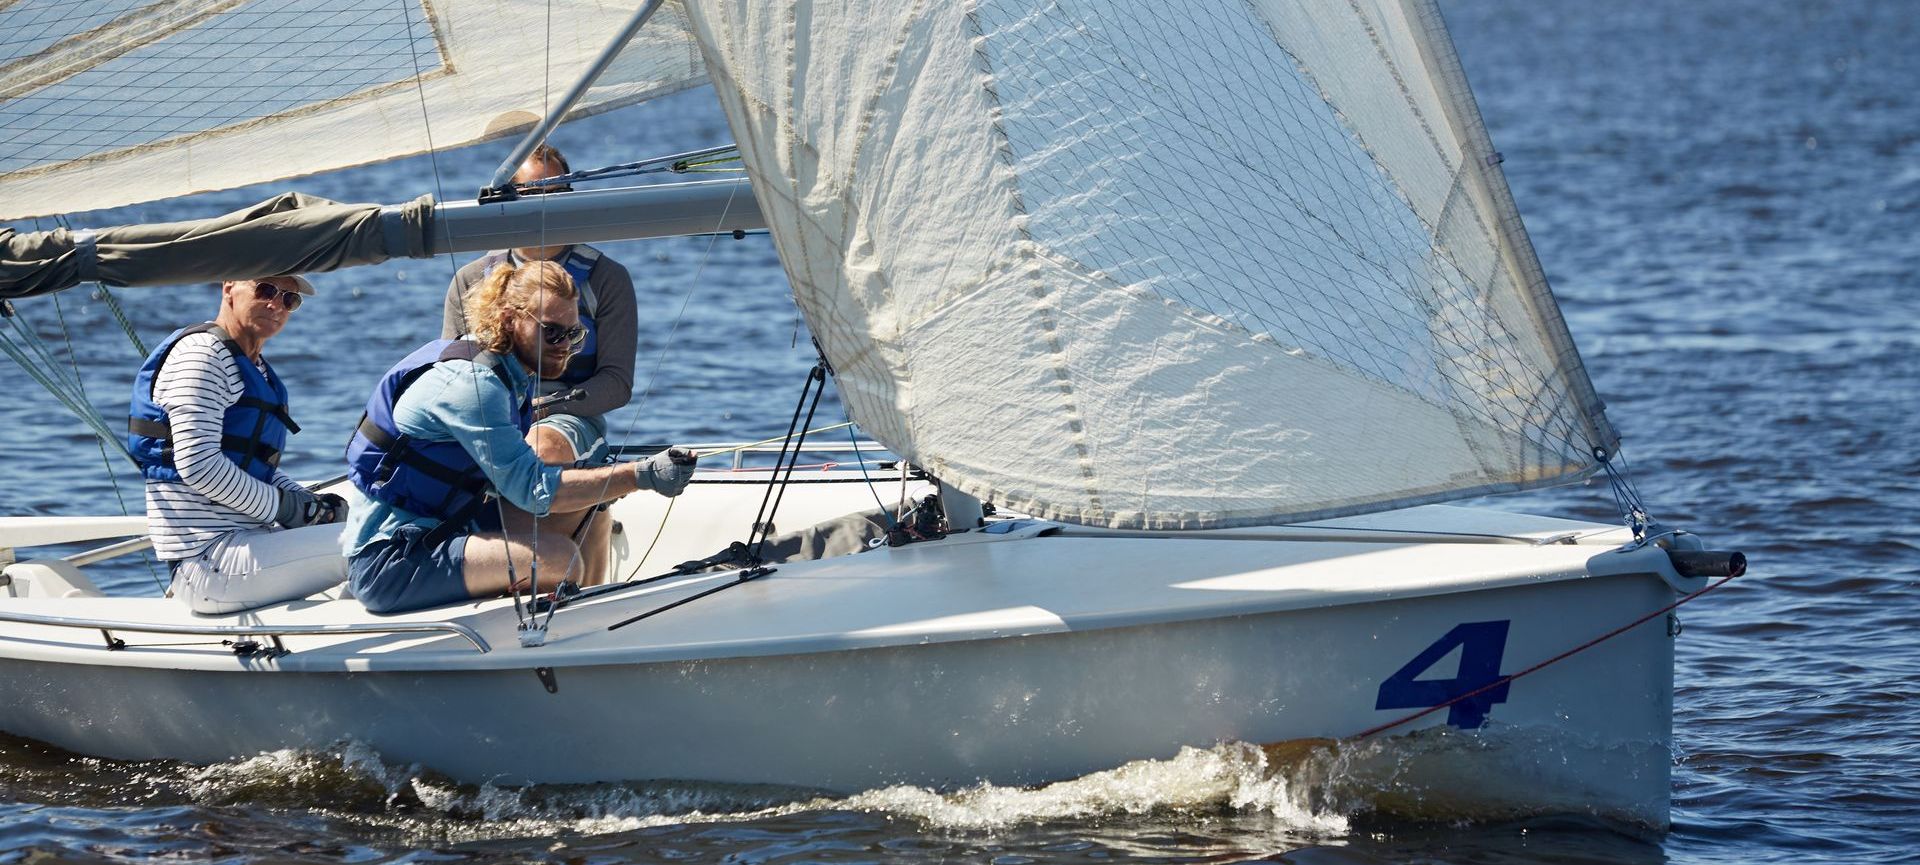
[51,216,147,356]
[1350,561,1748,740]
[625,496,676,579]
[95,285,147,356]
[0,295,163,591]
[0,303,128,459]
[850,424,900,530]
[697,422,854,461]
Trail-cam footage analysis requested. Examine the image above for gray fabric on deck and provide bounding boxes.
[680,507,893,573]
[1,192,434,299]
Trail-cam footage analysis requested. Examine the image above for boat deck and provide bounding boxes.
[1,494,1638,673]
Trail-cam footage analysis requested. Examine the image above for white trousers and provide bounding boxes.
[168,524,349,615]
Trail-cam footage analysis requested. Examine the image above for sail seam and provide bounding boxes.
[1247,0,1592,465]
[0,0,251,101]
[964,4,1105,521]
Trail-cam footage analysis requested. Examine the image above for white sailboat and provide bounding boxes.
[0,0,1741,828]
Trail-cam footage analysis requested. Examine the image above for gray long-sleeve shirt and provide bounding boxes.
[440,244,638,418]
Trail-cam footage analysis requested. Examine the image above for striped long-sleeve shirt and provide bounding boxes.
[142,332,305,560]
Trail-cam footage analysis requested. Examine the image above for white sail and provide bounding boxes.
[0,0,707,220]
[682,0,1619,529]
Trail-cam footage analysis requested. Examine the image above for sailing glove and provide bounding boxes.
[275,487,323,528]
[316,492,349,525]
[633,447,698,497]
[276,488,348,528]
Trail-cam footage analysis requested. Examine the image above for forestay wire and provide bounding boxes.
[0,276,167,589]
[1598,447,1655,540]
[0,301,128,459]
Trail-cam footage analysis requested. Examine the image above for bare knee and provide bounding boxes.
[463,531,582,597]
[524,536,584,587]
[527,426,577,466]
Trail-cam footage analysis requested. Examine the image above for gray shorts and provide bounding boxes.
[346,523,471,614]
[535,412,609,466]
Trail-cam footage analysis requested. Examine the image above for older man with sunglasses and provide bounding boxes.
[439,142,640,583]
[129,276,347,614]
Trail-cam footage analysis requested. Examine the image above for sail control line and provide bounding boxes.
[607,355,836,632]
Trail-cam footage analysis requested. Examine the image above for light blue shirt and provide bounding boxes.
[341,351,564,556]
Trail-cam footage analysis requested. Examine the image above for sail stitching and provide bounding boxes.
[0,15,457,183]
[965,3,1105,520]
[0,0,252,101]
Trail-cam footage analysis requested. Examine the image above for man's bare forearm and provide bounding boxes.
[551,463,639,512]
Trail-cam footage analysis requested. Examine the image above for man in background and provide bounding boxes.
[440,142,639,582]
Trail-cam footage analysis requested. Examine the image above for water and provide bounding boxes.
[3,0,1916,861]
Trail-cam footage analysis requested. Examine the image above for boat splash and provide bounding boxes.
[3,724,1663,844]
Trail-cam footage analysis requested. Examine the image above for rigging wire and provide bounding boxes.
[395,0,548,631]
[555,179,743,592]
[849,424,900,530]
[1599,447,1655,539]
[516,145,743,190]
[51,293,165,591]
[741,363,829,566]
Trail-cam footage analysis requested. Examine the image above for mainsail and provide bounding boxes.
[0,0,708,220]
[683,0,1620,529]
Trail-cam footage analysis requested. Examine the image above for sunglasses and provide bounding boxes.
[519,183,574,196]
[249,281,303,311]
[536,320,587,348]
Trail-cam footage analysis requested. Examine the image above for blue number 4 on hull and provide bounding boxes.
[1374,620,1512,729]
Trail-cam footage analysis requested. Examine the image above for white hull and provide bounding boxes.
[0,474,1690,826]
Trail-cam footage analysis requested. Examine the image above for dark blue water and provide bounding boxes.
[3,0,1917,861]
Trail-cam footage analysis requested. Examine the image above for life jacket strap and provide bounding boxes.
[234,395,300,434]
[354,416,490,492]
[128,417,285,468]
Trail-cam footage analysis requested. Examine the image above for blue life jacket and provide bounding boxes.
[476,245,601,385]
[128,322,298,484]
[344,339,532,529]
